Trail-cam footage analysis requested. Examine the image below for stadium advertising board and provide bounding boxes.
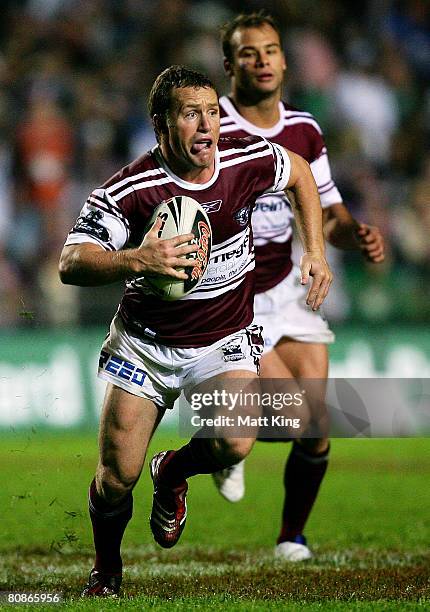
[1,327,430,432]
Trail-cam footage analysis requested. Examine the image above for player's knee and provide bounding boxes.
[217,437,254,464]
[96,465,138,503]
[298,437,330,455]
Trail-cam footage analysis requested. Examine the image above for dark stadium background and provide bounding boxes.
[0,1,429,607]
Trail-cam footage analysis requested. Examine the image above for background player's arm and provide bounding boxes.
[323,203,385,263]
[59,217,198,286]
[284,149,333,310]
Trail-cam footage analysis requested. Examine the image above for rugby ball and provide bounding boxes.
[144,196,212,300]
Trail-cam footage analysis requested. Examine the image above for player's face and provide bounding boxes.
[227,25,286,99]
[166,86,220,174]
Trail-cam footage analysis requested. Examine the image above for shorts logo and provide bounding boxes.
[234,206,250,226]
[99,351,146,386]
[245,325,264,375]
[221,337,245,362]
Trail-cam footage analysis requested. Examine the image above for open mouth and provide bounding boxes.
[191,138,213,154]
[256,72,274,81]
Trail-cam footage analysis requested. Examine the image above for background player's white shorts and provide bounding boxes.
[98,314,263,409]
[254,265,335,352]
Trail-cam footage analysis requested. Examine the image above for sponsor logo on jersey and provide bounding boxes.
[191,221,211,281]
[234,206,250,226]
[254,198,291,212]
[72,210,111,242]
[210,233,249,265]
[202,231,251,285]
[221,337,245,362]
[201,199,222,214]
[99,351,146,386]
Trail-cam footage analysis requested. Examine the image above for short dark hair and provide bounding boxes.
[220,11,282,64]
[148,65,217,141]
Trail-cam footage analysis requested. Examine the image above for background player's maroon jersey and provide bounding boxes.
[219,96,342,293]
[65,135,291,347]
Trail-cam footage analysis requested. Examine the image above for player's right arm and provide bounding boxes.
[59,217,198,286]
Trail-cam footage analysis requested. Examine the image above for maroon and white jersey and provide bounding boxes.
[65,136,291,347]
[219,96,342,293]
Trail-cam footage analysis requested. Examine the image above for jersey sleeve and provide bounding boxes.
[262,140,291,194]
[64,188,130,251]
[311,148,343,208]
[303,114,343,208]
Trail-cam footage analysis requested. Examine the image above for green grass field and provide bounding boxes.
[0,430,429,610]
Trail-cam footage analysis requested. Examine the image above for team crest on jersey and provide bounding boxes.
[201,200,222,214]
[72,210,110,242]
[234,206,250,226]
[221,336,245,362]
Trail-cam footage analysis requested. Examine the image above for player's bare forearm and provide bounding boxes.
[284,149,333,310]
[323,203,360,249]
[285,150,325,256]
[59,243,136,286]
[323,203,385,263]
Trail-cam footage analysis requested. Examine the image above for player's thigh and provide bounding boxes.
[190,368,259,460]
[266,340,329,443]
[274,339,328,381]
[260,345,294,378]
[98,382,165,485]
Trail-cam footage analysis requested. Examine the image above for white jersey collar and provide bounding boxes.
[153,146,220,191]
[220,95,285,138]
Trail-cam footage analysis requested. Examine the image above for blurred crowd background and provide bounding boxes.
[0,0,429,329]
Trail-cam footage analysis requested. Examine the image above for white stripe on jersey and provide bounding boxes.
[219,147,272,170]
[219,139,270,158]
[219,96,323,138]
[210,225,248,253]
[220,117,323,135]
[105,167,167,197]
[218,139,290,192]
[65,232,116,251]
[220,116,236,125]
[220,123,244,134]
[111,176,173,202]
[282,116,323,134]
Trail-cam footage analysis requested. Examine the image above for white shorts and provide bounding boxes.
[98,314,264,409]
[253,265,335,352]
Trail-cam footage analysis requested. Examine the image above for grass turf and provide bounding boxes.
[0,430,429,610]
